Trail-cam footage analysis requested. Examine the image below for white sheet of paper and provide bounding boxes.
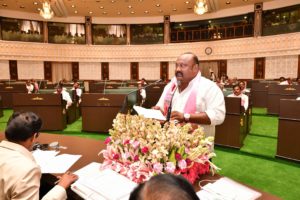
[72,163,137,200]
[133,105,166,121]
[32,150,81,173]
[197,177,262,200]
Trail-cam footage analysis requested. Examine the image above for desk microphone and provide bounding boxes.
[166,80,181,122]
[119,79,162,113]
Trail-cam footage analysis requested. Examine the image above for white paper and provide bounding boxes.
[72,163,137,200]
[133,105,166,121]
[197,177,262,200]
[32,150,81,173]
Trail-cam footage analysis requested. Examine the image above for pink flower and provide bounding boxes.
[175,153,182,161]
[113,153,120,160]
[178,159,187,170]
[104,137,111,144]
[123,139,130,145]
[186,158,192,167]
[153,163,163,173]
[165,162,176,173]
[133,155,139,161]
[141,147,149,154]
[131,140,140,149]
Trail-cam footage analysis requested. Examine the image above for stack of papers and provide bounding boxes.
[72,162,137,200]
[133,105,166,121]
[32,149,82,173]
[197,177,262,200]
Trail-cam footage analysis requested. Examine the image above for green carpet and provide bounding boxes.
[1,108,300,199]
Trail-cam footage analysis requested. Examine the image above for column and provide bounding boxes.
[253,3,263,37]
[164,15,170,44]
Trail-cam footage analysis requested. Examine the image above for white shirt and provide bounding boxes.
[140,88,146,99]
[55,89,73,109]
[0,140,67,200]
[228,93,249,111]
[279,80,289,85]
[26,84,34,94]
[156,72,225,137]
[296,97,300,100]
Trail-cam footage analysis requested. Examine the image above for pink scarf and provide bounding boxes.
[163,82,198,116]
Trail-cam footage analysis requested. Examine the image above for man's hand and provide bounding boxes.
[57,171,78,189]
[151,106,163,113]
[170,111,184,122]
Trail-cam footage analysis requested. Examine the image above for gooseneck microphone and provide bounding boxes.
[166,80,181,122]
[119,79,162,113]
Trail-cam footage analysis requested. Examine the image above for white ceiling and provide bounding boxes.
[0,0,272,18]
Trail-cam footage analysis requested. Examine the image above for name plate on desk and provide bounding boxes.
[97,97,110,101]
[32,97,44,101]
[284,87,296,91]
[5,86,13,89]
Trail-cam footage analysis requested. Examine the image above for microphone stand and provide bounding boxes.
[166,80,181,122]
[119,79,162,114]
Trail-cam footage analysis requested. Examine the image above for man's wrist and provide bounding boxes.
[184,113,190,122]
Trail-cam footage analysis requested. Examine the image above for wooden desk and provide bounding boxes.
[0,133,281,200]
[81,93,128,132]
[276,99,300,162]
[12,93,67,131]
[267,85,300,115]
[0,84,27,108]
[215,97,247,149]
[0,95,3,118]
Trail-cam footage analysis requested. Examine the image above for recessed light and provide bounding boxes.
[2,4,7,7]
[111,0,115,3]
[33,2,38,5]
[74,10,78,14]
[208,20,212,23]
[187,7,192,10]
[100,6,104,9]
[185,1,190,4]
[37,8,41,11]
[243,0,248,2]
[130,11,135,14]
[144,10,149,14]
[71,5,75,8]
[96,0,101,2]
[117,11,121,15]
[158,9,163,13]
[128,5,132,8]
[89,11,93,14]
[20,5,25,9]
[103,11,107,14]
[173,8,177,11]
[156,4,160,7]
[244,16,247,19]
[226,1,231,4]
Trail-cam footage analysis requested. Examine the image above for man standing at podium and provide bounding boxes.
[153,52,225,137]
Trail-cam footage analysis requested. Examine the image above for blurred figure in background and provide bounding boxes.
[228,84,249,111]
[72,82,82,104]
[55,84,73,109]
[26,80,34,94]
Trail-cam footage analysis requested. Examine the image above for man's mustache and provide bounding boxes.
[176,72,183,77]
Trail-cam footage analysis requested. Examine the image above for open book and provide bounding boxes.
[71,162,137,200]
[133,105,166,121]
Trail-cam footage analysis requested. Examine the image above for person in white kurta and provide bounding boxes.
[0,111,78,200]
[55,86,73,109]
[154,52,225,137]
[228,84,249,111]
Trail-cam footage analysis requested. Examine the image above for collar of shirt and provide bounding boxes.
[0,140,35,162]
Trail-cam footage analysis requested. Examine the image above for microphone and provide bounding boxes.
[166,80,180,122]
[119,79,162,113]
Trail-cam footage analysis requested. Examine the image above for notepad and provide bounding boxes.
[72,162,137,200]
[133,105,166,121]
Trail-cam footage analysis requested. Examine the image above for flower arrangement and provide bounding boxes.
[99,114,219,184]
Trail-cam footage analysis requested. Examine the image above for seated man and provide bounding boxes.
[239,81,250,94]
[129,174,199,200]
[26,80,34,94]
[228,84,249,111]
[0,111,78,199]
[138,83,146,106]
[55,85,73,109]
[279,76,289,85]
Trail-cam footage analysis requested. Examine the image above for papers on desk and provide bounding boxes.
[72,162,137,200]
[133,105,166,121]
[197,177,262,200]
[32,149,81,173]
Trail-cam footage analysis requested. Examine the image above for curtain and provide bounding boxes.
[65,24,85,36]
[52,62,72,83]
[108,25,126,37]
[21,20,40,33]
[199,61,219,79]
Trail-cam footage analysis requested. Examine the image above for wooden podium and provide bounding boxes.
[267,85,300,115]
[276,99,300,162]
[81,94,128,132]
[0,83,27,108]
[215,97,247,149]
[12,94,67,131]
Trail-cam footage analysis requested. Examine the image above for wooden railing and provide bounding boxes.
[171,24,254,43]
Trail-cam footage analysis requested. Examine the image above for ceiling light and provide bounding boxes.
[194,0,208,15]
[40,1,54,20]
[100,6,104,9]
[144,10,149,14]
[185,1,190,4]
[103,11,107,14]
[111,0,115,3]
[20,5,25,9]
[2,3,7,7]
[226,1,231,4]
[33,2,38,5]
[117,11,121,15]
[173,8,177,11]
[156,4,160,7]
[158,9,163,13]
[128,5,132,8]
[71,5,75,8]
[130,11,135,14]
[74,10,78,14]
[89,11,93,14]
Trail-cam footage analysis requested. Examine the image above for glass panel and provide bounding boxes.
[263,4,300,36]
[130,24,164,44]
[92,24,126,45]
[1,17,43,42]
[48,22,86,44]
